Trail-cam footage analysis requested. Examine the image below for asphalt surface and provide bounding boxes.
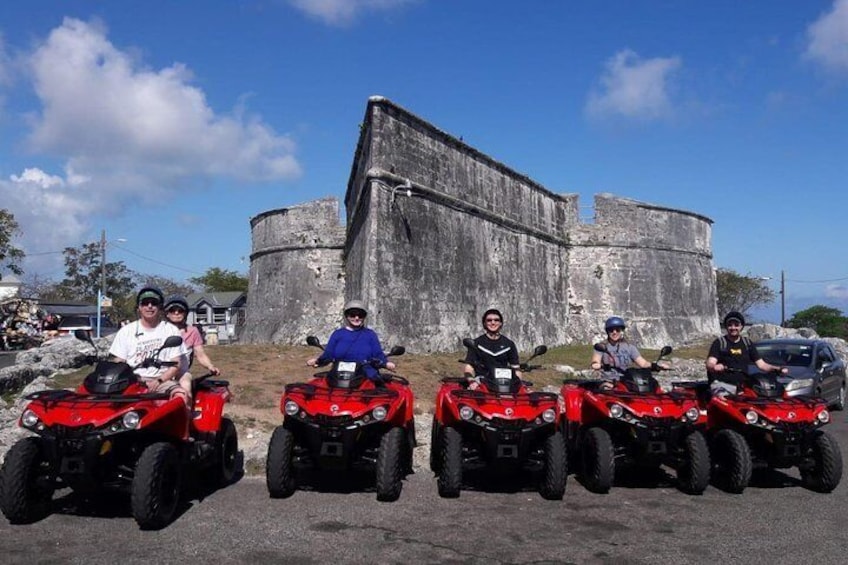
[2,414,848,564]
[0,351,17,370]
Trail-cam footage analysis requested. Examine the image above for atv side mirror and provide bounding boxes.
[74,329,94,345]
[593,342,608,353]
[660,345,673,358]
[533,345,548,357]
[388,345,405,357]
[462,338,476,350]
[306,336,322,349]
[162,335,183,349]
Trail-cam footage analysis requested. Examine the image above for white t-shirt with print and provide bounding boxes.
[109,320,187,379]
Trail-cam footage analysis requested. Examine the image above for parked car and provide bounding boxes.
[56,315,119,337]
[752,339,846,410]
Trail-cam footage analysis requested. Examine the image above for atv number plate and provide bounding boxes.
[495,368,512,382]
[337,361,357,373]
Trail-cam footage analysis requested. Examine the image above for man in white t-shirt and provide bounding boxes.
[110,287,188,403]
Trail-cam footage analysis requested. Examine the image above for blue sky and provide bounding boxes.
[0,1,846,323]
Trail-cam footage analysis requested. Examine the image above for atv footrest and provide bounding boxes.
[320,442,344,457]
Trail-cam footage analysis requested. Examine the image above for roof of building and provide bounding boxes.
[187,291,246,308]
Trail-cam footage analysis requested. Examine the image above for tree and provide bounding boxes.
[786,305,848,339]
[0,209,25,279]
[715,268,775,317]
[59,242,137,302]
[190,267,248,293]
[137,275,196,298]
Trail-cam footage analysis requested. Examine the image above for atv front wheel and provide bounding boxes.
[800,431,843,493]
[834,384,845,411]
[539,431,567,500]
[212,417,239,486]
[0,437,54,524]
[437,426,462,498]
[376,427,405,502]
[677,431,710,495]
[131,442,181,530]
[266,426,296,498]
[711,429,751,494]
[582,427,614,494]
[429,419,442,474]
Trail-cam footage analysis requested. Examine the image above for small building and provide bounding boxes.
[0,274,22,300]
[186,292,247,344]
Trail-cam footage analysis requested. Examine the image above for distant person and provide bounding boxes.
[306,300,395,381]
[705,311,786,395]
[463,308,521,390]
[164,295,220,404]
[590,316,664,385]
[109,287,188,403]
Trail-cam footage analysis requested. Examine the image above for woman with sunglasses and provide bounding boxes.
[590,316,659,382]
[306,300,395,381]
[164,295,220,403]
[463,308,521,390]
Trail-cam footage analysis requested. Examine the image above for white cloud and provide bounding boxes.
[586,49,682,122]
[825,284,848,301]
[289,0,416,26]
[805,0,848,74]
[25,17,300,199]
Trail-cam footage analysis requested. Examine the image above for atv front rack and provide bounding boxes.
[25,389,172,404]
[450,389,558,404]
[284,382,399,399]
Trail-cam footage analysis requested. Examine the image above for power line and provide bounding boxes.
[110,243,205,275]
[786,276,848,284]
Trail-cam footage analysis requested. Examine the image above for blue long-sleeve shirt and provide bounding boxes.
[318,327,388,380]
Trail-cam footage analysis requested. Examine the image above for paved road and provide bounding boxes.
[3,413,847,564]
[0,351,17,370]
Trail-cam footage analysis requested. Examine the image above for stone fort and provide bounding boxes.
[242,96,719,352]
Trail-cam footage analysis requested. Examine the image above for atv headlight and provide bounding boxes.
[459,405,475,421]
[122,411,141,430]
[609,403,624,418]
[785,378,813,392]
[21,409,39,429]
[817,410,830,424]
[372,405,388,421]
[284,400,300,416]
[745,410,759,425]
[542,409,556,423]
[685,407,700,422]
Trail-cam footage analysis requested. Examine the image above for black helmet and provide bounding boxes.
[723,311,745,327]
[604,316,626,332]
[136,286,164,307]
[164,295,189,312]
[482,308,503,324]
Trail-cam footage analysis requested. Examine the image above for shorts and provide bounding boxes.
[143,377,188,403]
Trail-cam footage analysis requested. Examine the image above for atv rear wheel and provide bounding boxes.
[834,384,845,411]
[429,419,442,474]
[582,427,614,494]
[711,429,751,494]
[212,417,239,487]
[266,426,296,498]
[437,426,462,498]
[800,431,843,493]
[0,437,54,524]
[677,431,710,495]
[376,427,405,502]
[539,431,567,500]
[131,442,181,530]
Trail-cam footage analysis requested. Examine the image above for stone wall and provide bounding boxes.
[245,97,719,352]
[242,198,346,344]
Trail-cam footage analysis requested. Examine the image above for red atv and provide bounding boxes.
[265,336,415,502]
[674,369,842,493]
[561,345,709,494]
[431,339,566,500]
[0,331,237,529]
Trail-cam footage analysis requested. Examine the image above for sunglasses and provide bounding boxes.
[346,311,366,319]
[485,318,502,323]
[167,307,187,314]
[608,328,624,333]
[140,299,161,307]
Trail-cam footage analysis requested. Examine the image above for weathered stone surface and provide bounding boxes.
[242,198,346,344]
[244,97,720,352]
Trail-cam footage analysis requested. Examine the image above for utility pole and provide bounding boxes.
[97,229,106,338]
[780,270,786,327]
